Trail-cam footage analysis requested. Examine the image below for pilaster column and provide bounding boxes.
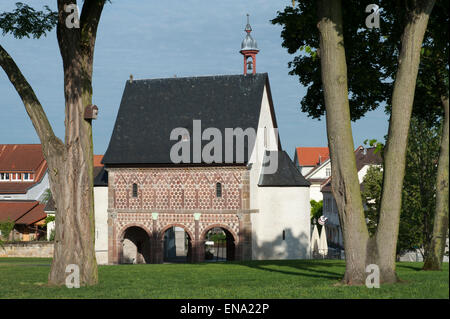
[108,211,118,264]
[151,212,162,264]
[192,213,204,263]
[237,212,252,261]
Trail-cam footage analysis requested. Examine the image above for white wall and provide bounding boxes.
[300,166,314,176]
[307,161,331,180]
[309,184,323,202]
[249,84,279,226]
[94,186,109,265]
[248,84,311,260]
[251,187,311,260]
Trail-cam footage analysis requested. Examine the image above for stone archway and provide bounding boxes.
[159,224,194,263]
[201,225,238,262]
[120,226,152,264]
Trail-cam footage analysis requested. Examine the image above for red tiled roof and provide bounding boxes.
[295,147,329,166]
[0,201,46,225]
[0,144,48,194]
[0,182,37,194]
[94,155,104,167]
[15,203,46,225]
[0,144,45,171]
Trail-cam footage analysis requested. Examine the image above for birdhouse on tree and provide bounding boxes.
[84,105,98,120]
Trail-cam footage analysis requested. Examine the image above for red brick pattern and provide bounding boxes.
[108,167,252,264]
[113,168,243,211]
[199,214,240,240]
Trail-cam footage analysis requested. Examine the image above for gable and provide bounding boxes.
[103,73,270,165]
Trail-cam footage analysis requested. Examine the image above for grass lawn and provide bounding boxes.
[0,258,448,299]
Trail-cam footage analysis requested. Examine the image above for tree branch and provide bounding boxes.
[0,44,64,156]
[80,0,106,75]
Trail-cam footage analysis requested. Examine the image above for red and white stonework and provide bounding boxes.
[106,167,252,264]
[93,74,312,265]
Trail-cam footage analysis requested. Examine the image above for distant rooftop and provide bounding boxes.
[295,147,329,167]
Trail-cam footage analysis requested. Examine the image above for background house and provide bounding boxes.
[294,147,330,202]
[321,146,382,248]
[0,145,49,241]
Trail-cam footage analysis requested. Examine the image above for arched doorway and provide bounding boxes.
[162,226,192,263]
[203,227,236,262]
[121,226,151,264]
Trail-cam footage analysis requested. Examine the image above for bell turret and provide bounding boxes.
[240,14,259,75]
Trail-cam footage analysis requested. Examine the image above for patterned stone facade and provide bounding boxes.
[107,166,253,264]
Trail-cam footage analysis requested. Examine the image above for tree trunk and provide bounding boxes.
[317,0,369,285]
[316,0,435,285]
[1,0,105,286]
[423,96,449,270]
[47,0,105,286]
[375,0,435,283]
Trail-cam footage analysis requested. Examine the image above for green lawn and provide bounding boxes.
[0,258,448,298]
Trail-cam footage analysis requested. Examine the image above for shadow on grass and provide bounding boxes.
[239,259,343,280]
[396,263,424,272]
[241,230,344,280]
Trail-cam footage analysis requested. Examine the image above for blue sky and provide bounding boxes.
[0,0,389,159]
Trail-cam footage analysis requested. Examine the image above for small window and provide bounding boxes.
[216,182,222,198]
[132,183,138,197]
[326,167,331,177]
[0,173,10,181]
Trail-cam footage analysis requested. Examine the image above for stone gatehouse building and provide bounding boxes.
[93,72,311,265]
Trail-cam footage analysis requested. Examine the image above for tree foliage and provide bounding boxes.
[271,0,448,123]
[0,219,15,242]
[0,2,57,39]
[361,165,383,235]
[310,199,323,232]
[362,117,441,257]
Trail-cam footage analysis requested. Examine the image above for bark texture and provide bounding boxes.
[423,96,449,270]
[0,0,105,286]
[316,0,435,284]
[375,0,435,283]
[317,0,369,285]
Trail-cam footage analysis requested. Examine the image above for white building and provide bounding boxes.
[0,144,50,241]
[92,71,312,264]
[321,146,382,248]
[293,147,330,202]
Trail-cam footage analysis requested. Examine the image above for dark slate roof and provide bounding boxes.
[94,166,108,187]
[258,151,311,187]
[320,146,382,193]
[355,146,382,170]
[44,195,56,212]
[102,73,270,165]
